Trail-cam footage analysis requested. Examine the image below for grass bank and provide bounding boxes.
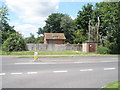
[101,81,120,90]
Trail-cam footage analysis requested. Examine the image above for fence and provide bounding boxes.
[27,44,82,51]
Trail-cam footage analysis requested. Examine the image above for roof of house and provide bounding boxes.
[44,33,66,40]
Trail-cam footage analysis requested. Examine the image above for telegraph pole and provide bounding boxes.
[88,20,91,41]
[97,16,100,42]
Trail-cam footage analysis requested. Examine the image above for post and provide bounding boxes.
[88,20,91,41]
[34,52,38,61]
[97,17,100,42]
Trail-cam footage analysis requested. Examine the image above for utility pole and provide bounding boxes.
[88,20,91,41]
[97,16,100,42]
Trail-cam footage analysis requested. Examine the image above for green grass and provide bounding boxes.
[1,50,92,55]
[0,50,118,57]
[101,81,120,90]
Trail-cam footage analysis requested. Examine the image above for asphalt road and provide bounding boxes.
[0,56,119,88]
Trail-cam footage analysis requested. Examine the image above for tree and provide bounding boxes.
[0,4,16,44]
[76,3,93,37]
[2,33,27,52]
[43,13,64,33]
[24,33,37,43]
[72,29,87,44]
[60,14,75,43]
[94,2,120,54]
[36,36,44,43]
[42,13,75,43]
[73,3,94,44]
[37,27,44,37]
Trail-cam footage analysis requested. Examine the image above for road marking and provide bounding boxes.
[15,62,56,65]
[0,73,6,76]
[53,70,68,73]
[104,68,116,70]
[74,62,84,63]
[15,63,46,64]
[100,61,114,63]
[27,72,38,74]
[11,73,22,75]
[111,58,117,59]
[80,69,93,71]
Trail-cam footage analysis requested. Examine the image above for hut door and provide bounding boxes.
[89,44,95,52]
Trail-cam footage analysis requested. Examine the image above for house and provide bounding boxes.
[44,33,66,44]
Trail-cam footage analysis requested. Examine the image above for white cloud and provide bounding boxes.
[5,0,59,24]
[14,24,39,38]
[5,0,59,37]
[70,16,75,20]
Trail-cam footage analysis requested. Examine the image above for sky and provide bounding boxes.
[1,0,103,38]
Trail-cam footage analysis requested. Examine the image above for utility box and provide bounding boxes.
[82,42,98,53]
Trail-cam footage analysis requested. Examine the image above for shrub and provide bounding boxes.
[97,46,110,54]
[2,33,27,52]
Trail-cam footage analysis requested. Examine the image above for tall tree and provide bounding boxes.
[60,14,75,43]
[42,13,75,43]
[43,13,64,33]
[0,4,16,44]
[76,3,93,36]
[73,3,93,43]
[94,2,120,54]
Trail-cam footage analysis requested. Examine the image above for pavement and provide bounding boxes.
[0,56,119,88]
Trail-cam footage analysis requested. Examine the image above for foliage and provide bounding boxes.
[2,33,27,52]
[97,46,110,54]
[37,27,44,36]
[72,29,87,44]
[94,2,120,54]
[71,3,94,44]
[76,3,93,37]
[60,14,75,43]
[42,13,75,43]
[0,4,16,44]
[0,4,28,53]
[73,2,120,54]
[24,33,36,43]
[43,13,64,33]
[36,36,44,43]
[24,33,44,44]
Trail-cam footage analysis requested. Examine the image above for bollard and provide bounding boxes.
[34,52,38,61]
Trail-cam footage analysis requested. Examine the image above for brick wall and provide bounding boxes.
[53,40,64,44]
[45,40,64,44]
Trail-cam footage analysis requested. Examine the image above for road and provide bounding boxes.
[0,56,119,88]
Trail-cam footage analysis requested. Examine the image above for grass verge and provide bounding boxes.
[1,50,93,55]
[100,81,120,90]
[0,50,118,57]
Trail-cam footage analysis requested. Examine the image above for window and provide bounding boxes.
[52,35,58,38]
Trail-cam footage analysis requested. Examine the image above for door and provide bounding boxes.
[89,44,96,52]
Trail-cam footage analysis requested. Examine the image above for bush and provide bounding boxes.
[97,46,110,54]
[2,33,27,52]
